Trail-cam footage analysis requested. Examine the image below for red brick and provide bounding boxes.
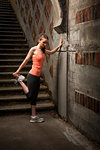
[75,53,78,64]
[94,3,100,19]
[80,53,82,64]
[24,16,26,24]
[80,11,83,23]
[44,0,51,21]
[91,98,95,111]
[49,18,53,39]
[31,0,36,10]
[76,12,79,24]
[32,25,36,41]
[39,22,45,34]
[25,0,29,14]
[35,5,40,25]
[92,5,95,20]
[85,8,89,21]
[94,100,99,113]
[77,52,80,64]
[20,6,24,18]
[80,94,84,105]
[83,53,86,65]
[88,7,92,21]
[18,0,21,6]
[96,52,99,66]
[41,0,44,4]
[75,92,80,103]
[89,53,92,65]
[84,95,87,107]
[82,9,86,22]
[28,11,32,27]
[93,52,95,66]
[86,53,88,64]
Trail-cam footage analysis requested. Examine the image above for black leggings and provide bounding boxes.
[26,73,40,105]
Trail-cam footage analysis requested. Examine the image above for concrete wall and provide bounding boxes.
[68,0,100,143]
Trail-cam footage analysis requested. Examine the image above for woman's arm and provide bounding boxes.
[45,38,63,55]
[13,47,35,78]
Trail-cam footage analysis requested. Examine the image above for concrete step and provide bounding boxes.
[0,101,55,115]
[0,22,21,26]
[0,8,14,12]
[0,85,48,96]
[0,49,28,54]
[0,72,44,80]
[0,64,31,72]
[0,26,22,31]
[0,3,11,6]
[0,30,24,35]
[0,43,29,48]
[0,77,44,86]
[0,35,25,39]
[0,23,21,27]
[0,93,51,105]
[0,59,32,65]
[0,11,16,16]
[0,5,12,8]
[0,54,26,59]
[0,20,19,24]
[0,39,27,44]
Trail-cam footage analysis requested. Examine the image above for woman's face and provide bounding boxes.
[39,38,48,48]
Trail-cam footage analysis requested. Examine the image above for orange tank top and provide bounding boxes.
[29,48,45,76]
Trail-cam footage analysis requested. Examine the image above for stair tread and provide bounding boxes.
[0,54,26,56]
[0,65,31,67]
[0,85,47,91]
[0,71,28,75]
[0,43,28,45]
[0,39,26,42]
[0,93,50,100]
[0,35,25,37]
[0,59,26,61]
[0,77,43,82]
[0,102,54,110]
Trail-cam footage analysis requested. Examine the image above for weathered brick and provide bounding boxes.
[82,9,86,22]
[77,52,80,64]
[76,12,79,24]
[85,8,89,21]
[31,0,36,10]
[95,3,100,20]
[75,53,77,64]
[94,100,99,113]
[96,52,99,66]
[89,53,92,65]
[80,93,84,105]
[88,7,92,21]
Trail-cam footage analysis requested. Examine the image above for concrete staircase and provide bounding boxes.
[0,0,54,115]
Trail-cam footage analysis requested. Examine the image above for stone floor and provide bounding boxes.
[0,111,99,150]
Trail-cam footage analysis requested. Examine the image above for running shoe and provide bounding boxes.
[17,75,25,82]
[30,116,44,123]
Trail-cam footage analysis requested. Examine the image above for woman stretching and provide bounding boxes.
[13,33,63,123]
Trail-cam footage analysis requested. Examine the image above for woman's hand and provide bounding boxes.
[13,71,19,78]
[59,38,63,47]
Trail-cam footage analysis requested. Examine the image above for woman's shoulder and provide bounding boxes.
[29,46,37,52]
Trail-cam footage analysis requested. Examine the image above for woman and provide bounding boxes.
[13,33,63,123]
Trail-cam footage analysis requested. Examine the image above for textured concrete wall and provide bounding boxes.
[68,0,100,143]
